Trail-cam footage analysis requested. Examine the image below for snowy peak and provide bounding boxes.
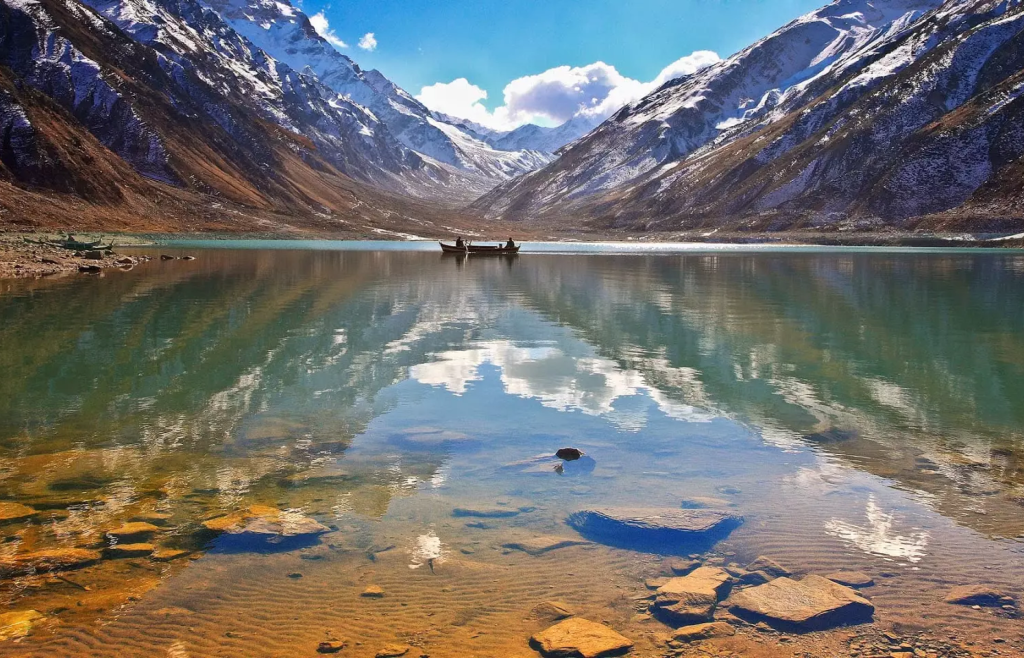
[475,0,1024,230]
[198,0,550,191]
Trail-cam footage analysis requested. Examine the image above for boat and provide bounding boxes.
[439,241,520,255]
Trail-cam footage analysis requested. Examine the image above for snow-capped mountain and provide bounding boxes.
[439,114,601,155]
[200,0,552,194]
[476,0,1024,230]
[0,0,557,234]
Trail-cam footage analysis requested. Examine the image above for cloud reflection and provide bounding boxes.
[824,495,929,562]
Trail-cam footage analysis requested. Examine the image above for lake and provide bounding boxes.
[1,242,1023,656]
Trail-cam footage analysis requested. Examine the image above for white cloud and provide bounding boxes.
[415,50,720,131]
[358,32,377,51]
[309,11,348,50]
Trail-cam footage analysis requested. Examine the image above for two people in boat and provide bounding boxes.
[453,237,516,249]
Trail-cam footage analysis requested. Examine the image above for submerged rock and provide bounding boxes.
[824,571,874,588]
[556,448,584,461]
[566,508,742,554]
[202,505,328,538]
[502,535,590,556]
[651,567,732,625]
[0,610,44,641]
[151,549,190,562]
[361,585,385,598]
[105,543,155,558]
[317,640,347,653]
[530,618,634,658]
[728,575,874,631]
[0,548,101,578]
[668,621,736,643]
[679,497,733,509]
[665,558,701,576]
[452,506,520,518]
[745,556,791,578]
[375,645,422,658]
[107,522,160,541]
[944,585,1012,607]
[531,601,575,622]
[0,502,39,524]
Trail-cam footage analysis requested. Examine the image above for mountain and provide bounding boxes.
[0,0,556,233]
[439,114,601,155]
[475,0,1024,232]
[198,0,552,194]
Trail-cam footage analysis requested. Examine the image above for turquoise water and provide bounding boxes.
[1,244,1023,656]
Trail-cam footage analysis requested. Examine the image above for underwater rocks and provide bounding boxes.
[0,610,44,641]
[104,543,155,558]
[727,575,874,631]
[107,522,160,541]
[502,535,591,556]
[667,621,735,644]
[530,618,633,658]
[452,506,522,518]
[566,508,742,554]
[0,548,102,578]
[825,571,874,588]
[944,585,1014,607]
[651,566,733,625]
[202,505,329,538]
[0,502,39,524]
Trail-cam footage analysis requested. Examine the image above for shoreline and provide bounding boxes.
[3,230,1022,280]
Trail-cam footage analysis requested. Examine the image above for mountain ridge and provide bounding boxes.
[473,0,1024,233]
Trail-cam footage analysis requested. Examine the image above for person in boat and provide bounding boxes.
[455,236,465,249]
[505,238,516,249]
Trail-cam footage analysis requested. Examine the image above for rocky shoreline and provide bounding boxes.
[0,235,155,278]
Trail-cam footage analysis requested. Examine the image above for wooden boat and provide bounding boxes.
[439,242,520,255]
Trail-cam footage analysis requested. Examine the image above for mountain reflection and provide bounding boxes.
[2,248,1024,539]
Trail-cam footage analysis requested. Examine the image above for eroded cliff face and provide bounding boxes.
[475,0,1024,232]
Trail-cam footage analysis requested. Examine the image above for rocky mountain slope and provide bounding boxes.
[475,0,1024,232]
[0,0,556,232]
[201,0,552,194]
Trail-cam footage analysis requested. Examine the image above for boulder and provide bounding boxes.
[502,535,590,556]
[0,548,102,578]
[0,610,43,641]
[107,522,160,540]
[745,556,791,578]
[668,621,736,643]
[566,508,742,554]
[728,575,874,631]
[0,502,38,524]
[651,567,732,625]
[824,571,874,588]
[944,585,1012,607]
[556,448,584,461]
[361,585,385,598]
[530,618,634,658]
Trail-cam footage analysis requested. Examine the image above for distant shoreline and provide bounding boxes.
[3,231,1022,280]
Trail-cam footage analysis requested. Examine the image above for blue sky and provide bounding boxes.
[303,0,826,129]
